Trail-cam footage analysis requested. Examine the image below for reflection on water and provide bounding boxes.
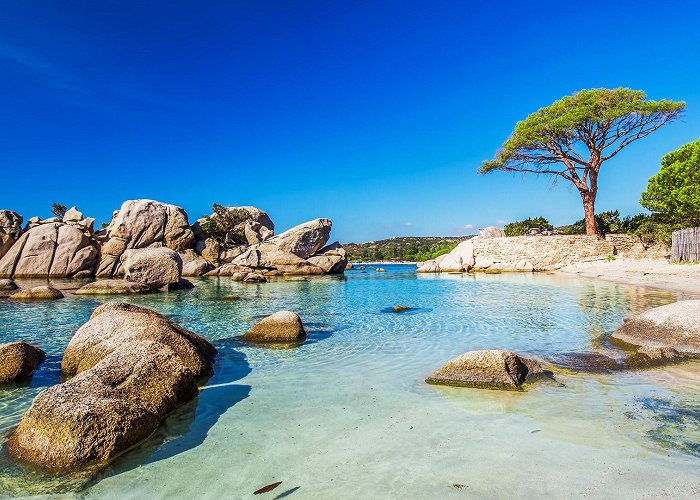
[0,266,699,498]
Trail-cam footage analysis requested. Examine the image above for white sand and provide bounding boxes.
[557,258,700,295]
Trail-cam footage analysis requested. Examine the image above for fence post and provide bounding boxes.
[671,228,700,262]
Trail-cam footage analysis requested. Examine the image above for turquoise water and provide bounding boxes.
[1,265,700,498]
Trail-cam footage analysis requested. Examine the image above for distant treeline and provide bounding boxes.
[343,237,467,262]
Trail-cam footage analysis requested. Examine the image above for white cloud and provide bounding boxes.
[454,224,475,235]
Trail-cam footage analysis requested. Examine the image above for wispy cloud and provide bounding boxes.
[0,42,81,92]
[454,223,475,234]
[494,219,507,226]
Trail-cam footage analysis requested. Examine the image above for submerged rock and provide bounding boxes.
[243,311,306,343]
[612,300,700,353]
[0,342,46,384]
[10,286,64,300]
[392,305,411,312]
[6,303,216,470]
[122,247,182,289]
[626,346,688,369]
[426,349,544,391]
[75,279,151,295]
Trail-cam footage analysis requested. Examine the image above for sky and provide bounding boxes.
[2,1,700,243]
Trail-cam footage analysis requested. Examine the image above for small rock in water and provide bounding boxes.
[10,286,64,300]
[243,311,306,343]
[427,349,546,391]
[357,266,365,270]
[392,305,411,312]
[0,342,46,383]
[221,294,242,301]
[376,267,386,273]
[626,346,687,369]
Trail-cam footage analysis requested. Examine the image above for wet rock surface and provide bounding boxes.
[6,303,216,470]
[0,342,46,384]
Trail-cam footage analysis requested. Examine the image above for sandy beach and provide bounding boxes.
[557,258,700,295]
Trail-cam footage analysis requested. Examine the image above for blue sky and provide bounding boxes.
[2,1,699,242]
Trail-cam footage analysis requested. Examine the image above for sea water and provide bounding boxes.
[1,265,699,498]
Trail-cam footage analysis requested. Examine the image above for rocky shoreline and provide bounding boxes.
[0,200,348,296]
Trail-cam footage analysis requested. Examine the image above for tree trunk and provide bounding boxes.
[581,191,599,237]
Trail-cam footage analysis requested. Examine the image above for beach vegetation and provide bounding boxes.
[503,217,552,236]
[641,137,700,227]
[200,204,254,245]
[51,203,67,218]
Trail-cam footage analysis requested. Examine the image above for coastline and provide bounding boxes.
[555,258,700,296]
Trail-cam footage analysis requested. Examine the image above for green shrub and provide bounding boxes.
[504,217,553,236]
[51,203,67,218]
[200,204,254,245]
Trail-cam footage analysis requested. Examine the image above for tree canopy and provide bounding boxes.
[481,88,684,235]
[641,137,700,227]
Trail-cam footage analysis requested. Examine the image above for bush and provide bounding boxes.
[51,203,67,218]
[641,137,700,227]
[200,204,254,245]
[504,217,553,236]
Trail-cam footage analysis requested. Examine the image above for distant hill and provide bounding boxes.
[343,236,470,262]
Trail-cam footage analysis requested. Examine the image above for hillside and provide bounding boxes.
[343,236,470,262]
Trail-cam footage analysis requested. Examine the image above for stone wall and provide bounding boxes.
[471,234,665,271]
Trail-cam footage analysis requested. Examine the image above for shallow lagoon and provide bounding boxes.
[1,265,700,498]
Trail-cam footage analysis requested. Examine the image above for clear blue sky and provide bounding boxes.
[2,1,699,242]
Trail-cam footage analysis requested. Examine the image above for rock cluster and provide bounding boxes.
[96,200,194,278]
[0,200,346,285]
[0,342,45,383]
[6,303,216,470]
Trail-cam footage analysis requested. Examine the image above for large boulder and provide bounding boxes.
[437,240,475,272]
[426,349,544,390]
[75,279,151,295]
[307,242,348,274]
[267,218,331,259]
[96,200,194,277]
[0,342,46,384]
[479,227,505,238]
[6,303,216,470]
[242,311,306,343]
[10,286,64,300]
[0,222,98,278]
[0,210,23,259]
[122,247,182,288]
[180,249,213,276]
[612,300,700,353]
[416,240,475,273]
[232,244,324,275]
